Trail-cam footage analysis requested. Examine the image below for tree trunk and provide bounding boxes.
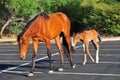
[0,19,12,38]
[0,18,23,38]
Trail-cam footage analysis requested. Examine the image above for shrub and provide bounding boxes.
[9,22,24,34]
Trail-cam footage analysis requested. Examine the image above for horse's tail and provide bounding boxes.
[98,34,102,43]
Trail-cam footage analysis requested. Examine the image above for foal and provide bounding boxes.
[72,29,101,65]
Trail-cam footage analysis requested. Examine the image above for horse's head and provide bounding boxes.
[17,37,30,60]
[72,33,77,47]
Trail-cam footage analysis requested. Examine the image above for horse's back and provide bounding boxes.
[81,29,98,41]
[55,12,69,22]
[49,12,70,28]
[49,12,70,33]
[92,29,98,34]
[39,12,70,39]
[84,29,98,35]
[89,29,99,41]
[91,29,99,37]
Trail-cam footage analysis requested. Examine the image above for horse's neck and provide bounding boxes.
[23,28,37,39]
[24,21,41,39]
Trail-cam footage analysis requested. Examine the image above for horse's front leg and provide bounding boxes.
[55,36,64,71]
[28,40,38,76]
[45,40,53,73]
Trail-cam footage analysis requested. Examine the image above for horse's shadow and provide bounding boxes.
[0,60,57,77]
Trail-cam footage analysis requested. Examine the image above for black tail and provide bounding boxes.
[62,36,74,64]
[98,34,102,43]
[62,35,74,54]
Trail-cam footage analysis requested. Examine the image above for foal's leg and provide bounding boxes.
[92,40,100,63]
[82,43,87,65]
[45,40,53,73]
[28,40,38,76]
[85,42,95,63]
[55,36,64,71]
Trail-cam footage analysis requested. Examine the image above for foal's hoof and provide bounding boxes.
[48,70,54,74]
[96,59,99,63]
[92,59,95,62]
[96,61,99,63]
[58,68,63,72]
[28,73,34,77]
[83,62,86,65]
[72,64,76,69]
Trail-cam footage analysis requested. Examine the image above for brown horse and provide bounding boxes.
[72,29,101,65]
[17,12,75,76]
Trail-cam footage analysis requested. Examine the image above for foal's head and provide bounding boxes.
[72,33,78,47]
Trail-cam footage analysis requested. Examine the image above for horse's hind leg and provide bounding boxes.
[55,36,64,71]
[85,43,95,63]
[92,40,100,63]
[64,35,75,68]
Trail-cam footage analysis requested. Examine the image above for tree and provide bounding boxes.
[0,0,120,37]
[0,0,38,38]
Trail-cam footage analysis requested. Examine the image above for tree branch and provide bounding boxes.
[0,17,23,38]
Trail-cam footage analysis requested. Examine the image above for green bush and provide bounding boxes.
[1,0,120,36]
[9,22,24,34]
[90,2,120,35]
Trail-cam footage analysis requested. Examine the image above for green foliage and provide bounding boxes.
[7,0,38,16]
[104,25,120,36]
[1,0,120,36]
[9,21,24,34]
[38,0,67,13]
[89,1,120,35]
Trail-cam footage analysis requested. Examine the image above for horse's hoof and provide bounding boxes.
[28,73,34,77]
[72,64,76,69]
[49,70,54,74]
[58,68,63,72]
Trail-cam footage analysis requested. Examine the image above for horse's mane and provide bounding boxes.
[40,12,49,19]
[17,12,49,41]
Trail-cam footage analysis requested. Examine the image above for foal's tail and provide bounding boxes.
[98,34,102,43]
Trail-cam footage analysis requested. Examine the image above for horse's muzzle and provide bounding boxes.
[20,56,26,60]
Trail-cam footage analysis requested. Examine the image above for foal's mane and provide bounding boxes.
[17,12,49,41]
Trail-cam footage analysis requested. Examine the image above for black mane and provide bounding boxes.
[40,12,49,19]
[17,12,49,42]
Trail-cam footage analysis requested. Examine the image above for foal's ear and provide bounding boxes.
[72,33,76,36]
[72,33,75,35]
